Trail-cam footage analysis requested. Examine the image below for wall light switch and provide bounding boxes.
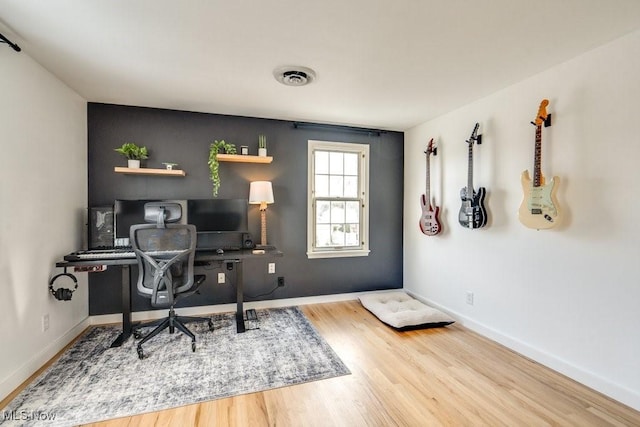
[268,263,276,274]
[218,272,225,284]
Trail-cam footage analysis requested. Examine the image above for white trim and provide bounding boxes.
[90,293,370,325]
[0,318,91,402]
[307,140,370,259]
[1,291,386,401]
[6,289,638,412]
[405,290,640,412]
[306,249,371,259]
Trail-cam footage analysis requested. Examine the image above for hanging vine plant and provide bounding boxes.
[208,140,237,197]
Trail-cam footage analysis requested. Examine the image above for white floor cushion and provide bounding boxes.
[359,291,455,329]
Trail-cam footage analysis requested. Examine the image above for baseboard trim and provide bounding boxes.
[2,292,372,404]
[90,292,366,325]
[406,290,640,412]
[0,318,91,403]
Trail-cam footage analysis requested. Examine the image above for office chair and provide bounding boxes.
[130,202,213,359]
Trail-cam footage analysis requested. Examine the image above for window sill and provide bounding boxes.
[306,249,370,259]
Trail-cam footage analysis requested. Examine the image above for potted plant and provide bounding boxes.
[258,134,267,157]
[208,140,236,197]
[114,143,149,168]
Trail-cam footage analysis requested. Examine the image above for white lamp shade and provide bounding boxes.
[249,181,274,204]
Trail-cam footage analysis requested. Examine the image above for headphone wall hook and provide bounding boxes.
[49,267,78,301]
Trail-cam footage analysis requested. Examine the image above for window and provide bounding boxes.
[307,140,370,259]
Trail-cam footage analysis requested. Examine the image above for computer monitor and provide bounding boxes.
[114,199,187,246]
[186,199,249,233]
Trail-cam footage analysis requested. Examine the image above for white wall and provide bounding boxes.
[404,30,640,410]
[0,47,89,400]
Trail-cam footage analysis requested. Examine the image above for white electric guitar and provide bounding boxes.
[518,99,561,229]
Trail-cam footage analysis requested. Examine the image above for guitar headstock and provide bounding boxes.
[466,123,480,145]
[534,99,549,126]
[425,138,437,156]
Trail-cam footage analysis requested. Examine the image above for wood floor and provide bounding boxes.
[13,300,640,426]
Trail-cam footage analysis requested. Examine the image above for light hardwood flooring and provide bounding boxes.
[7,300,640,426]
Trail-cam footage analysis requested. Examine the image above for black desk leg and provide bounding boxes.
[110,265,132,347]
[236,260,245,333]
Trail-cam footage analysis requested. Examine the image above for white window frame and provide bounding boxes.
[307,140,370,259]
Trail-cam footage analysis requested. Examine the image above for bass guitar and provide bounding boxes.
[419,138,442,235]
[518,99,561,229]
[458,123,488,229]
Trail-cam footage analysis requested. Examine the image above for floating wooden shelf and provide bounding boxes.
[217,154,273,164]
[114,167,186,176]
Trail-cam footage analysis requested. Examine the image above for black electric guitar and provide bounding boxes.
[458,123,487,229]
[419,138,442,235]
[518,99,561,229]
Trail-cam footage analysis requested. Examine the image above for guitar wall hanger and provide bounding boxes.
[424,145,438,156]
[0,32,21,52]
[531,113,552,127]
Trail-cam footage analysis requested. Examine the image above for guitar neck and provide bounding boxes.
[425,153,431,202]
[533,124,542,187]
[467,141,474,193]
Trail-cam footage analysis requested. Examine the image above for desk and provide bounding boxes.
[56,248,282,347]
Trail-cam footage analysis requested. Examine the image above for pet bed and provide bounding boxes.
[359,291,454,329]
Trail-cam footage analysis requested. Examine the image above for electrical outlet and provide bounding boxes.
[466,291,474,305]
[277,276,285,287]
[268,263,276,274]
[217,272,225,284]
[42,314,50,332]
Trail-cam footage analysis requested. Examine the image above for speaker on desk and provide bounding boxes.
[242,233,255,249]
[89,206,114,249]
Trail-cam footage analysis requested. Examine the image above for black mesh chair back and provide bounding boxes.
[130,224,197,307]
[128,203,212,359]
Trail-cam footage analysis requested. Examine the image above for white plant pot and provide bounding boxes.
[258,148,267,157]
[128,159,141,168]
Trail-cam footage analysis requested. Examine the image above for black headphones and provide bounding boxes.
[49,271,78,301]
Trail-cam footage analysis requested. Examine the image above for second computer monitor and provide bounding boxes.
[186,199,248,233]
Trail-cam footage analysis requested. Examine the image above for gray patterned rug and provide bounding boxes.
[1,307,350,427]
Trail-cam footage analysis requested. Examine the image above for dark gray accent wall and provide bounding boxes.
[88,103,403,315]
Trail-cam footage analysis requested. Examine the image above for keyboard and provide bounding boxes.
[64,249,183,261]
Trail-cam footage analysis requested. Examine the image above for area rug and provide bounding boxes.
[1,307,350,427]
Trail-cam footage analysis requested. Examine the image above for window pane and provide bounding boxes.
[329,152,343,174]
[345,201,360,223]
[345,223,360,246]
[329,176,344,197]
[315,175,329,197]
[315,151,329,174]
[316,224,331,247]
[331,224,345,245]
[330,201,345,223]
[344,153,358,175]
[344,176,358,198]
[316,201,330,223]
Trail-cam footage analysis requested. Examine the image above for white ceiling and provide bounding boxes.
[2,1,640,131]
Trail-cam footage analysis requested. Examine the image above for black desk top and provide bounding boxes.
[56,247,282,268]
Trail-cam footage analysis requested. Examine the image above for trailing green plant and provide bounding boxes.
[114,142,149,160]
[208,140,236,197]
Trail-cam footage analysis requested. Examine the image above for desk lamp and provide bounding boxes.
[249,181,274,247]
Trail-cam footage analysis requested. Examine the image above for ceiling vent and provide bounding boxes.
[274,66,316,86]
